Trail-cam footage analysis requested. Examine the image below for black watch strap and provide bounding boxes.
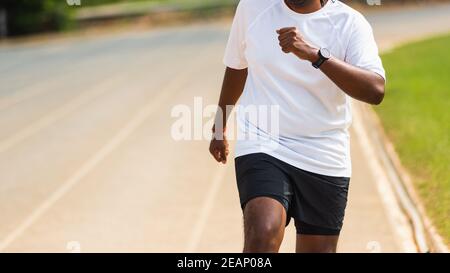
[312,48,330,69]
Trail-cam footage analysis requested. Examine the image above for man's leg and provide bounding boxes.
[295,235,339,253]
[243,197,286,253]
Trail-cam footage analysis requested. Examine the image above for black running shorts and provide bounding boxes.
[235,153,350,235]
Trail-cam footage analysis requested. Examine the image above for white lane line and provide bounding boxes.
[0,57,116,111]
[352,101,417,253]
[185,165,228,253]
[0,77,122,153]
[0,84,59,111]
[0,72,188,252]
[0,43,178,152]
[0,39,180,112]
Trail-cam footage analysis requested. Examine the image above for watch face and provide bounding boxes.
[320,48,331,59]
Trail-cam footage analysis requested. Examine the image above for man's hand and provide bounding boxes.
[209,67,247,165]
[209,132,229,164]
[276,27,318,62]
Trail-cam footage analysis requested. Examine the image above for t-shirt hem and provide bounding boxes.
[235,149,352,178]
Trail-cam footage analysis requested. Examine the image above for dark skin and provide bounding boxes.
[209,0,385,253]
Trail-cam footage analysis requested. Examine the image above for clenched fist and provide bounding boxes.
[209,131,229,164]
[276,27,318,62]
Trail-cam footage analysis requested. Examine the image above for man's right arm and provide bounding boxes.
[209,67,248,164]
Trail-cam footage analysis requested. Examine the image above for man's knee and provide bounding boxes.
[301,243,337,253]
[245,217,282,242]
[243,197,286,252]
[295,234,339,253]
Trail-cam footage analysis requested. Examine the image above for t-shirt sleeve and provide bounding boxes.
[345,14,385,80]
[223,1,248,70]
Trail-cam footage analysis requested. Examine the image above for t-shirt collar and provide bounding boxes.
[281,0,334,18]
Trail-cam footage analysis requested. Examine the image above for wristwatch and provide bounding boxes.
[312,48,331,69]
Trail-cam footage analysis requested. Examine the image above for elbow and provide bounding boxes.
[369,80,385,105]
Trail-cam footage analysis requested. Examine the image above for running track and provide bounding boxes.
[0,3,449,252]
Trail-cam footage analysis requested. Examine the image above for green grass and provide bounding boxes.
[75,0,238,20]
[375,34,450,246]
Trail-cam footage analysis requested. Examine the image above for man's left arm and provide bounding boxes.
[277,27,385,105]
[317,56,385,105]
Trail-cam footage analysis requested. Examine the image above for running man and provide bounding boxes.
[209,0,385,253]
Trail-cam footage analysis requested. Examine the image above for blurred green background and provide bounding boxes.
[0,0,72,36]
[1,0,448,37]
[1,0,238,36]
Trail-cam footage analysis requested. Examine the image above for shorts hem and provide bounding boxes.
[294,219,342,236]
[240,194,291,227]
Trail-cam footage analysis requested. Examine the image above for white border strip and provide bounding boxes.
[352,101,418,253]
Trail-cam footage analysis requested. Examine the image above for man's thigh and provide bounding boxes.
[243,196,287,232]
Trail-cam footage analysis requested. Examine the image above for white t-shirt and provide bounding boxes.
[223,0,385,177]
